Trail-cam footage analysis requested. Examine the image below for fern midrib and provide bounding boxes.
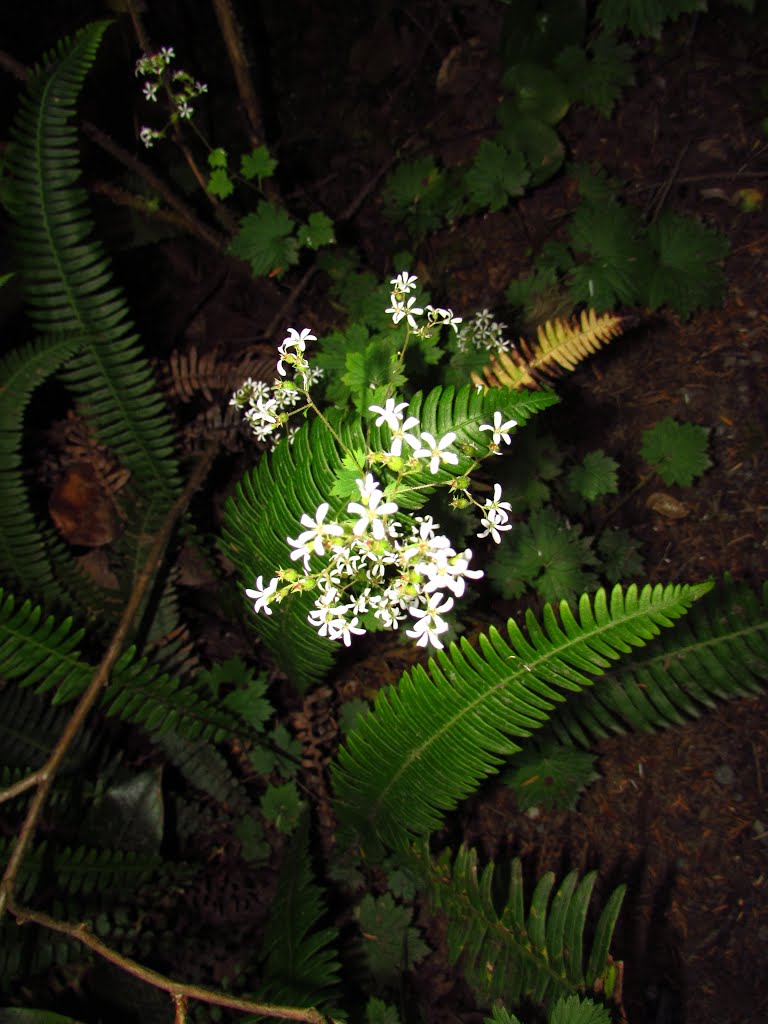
[29,42,179,504]
[437,872,581,998]
[616,609,767,679]
[360,588,694,836]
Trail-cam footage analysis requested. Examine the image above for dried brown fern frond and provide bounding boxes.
[167,345,276,403]
[472,308,629,391]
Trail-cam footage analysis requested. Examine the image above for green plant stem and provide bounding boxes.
[306,396,366,472]
[10,904,332,1022]
[127,0,238,233]
[0,441,218,917]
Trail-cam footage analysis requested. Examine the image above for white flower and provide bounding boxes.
[426,305,463,333]
[287,502,344,569]
[160,46,175,63]
[388,416,421,457]
[416,548,483,598]
[143,81,159,102]
[406,591,455,649]
[387,295,423,329]
[177,98,193,119]
[479,411,518,448]
[477,516,512,544]
[411,430,459,474]
[369,397,410,430]
[139,126,160,148]
[482,483,512,522]
[347,476,399,540]
[335,616,366,647]
[277,327,316,376]
[390,271,418,294]
[245,575,279,615]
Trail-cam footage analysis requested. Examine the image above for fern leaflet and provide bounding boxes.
[423,844,625,1007]
[333,582,711,852]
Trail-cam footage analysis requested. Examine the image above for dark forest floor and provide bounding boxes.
[2,1,768,1022]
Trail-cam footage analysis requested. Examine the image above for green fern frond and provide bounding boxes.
[154,733,253,812]
[224,385,556,686]
[424,844,624,1007]
[0,839,162,900]
[0,588,255,744]
[6,21,181,511]
[543,577,768,747]
[0,686,103,782]
[0,335,99,607]
[333,582,711,852]
[253,810,341,1012]
[0,589,91,702]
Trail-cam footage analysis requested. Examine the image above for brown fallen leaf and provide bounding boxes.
[49,461,122,547]
[646,491,690,519]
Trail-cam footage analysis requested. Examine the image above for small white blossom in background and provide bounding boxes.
[134,46,208,147]
[230,327,324,449]
[456,309,509,354]
[385,271,462,339]
[479,410,518,451]
[411,430,459,475]
[476,483,513,544]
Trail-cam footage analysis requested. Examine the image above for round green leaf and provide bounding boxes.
[501,64,570,124]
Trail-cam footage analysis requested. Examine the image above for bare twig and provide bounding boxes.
[211,0,265,148]
[82,126,230,252]
[0,443,217,916]
[0,770,43,806]
[10,904,332,1023]
[126,0,238,232]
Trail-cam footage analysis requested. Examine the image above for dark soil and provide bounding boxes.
[2,2,768,1023]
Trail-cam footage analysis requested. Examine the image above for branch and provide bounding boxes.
[210,0,265,149]
[0,443,218,916]
[10,904,333,1023]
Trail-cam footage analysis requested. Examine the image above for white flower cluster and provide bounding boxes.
[247,474,484,650]
[386,272,462,336]
[245,396,517,650]
[230,328,324,446]
[135,46,208,147]
[456,308,510,354]
[241,271,521,653]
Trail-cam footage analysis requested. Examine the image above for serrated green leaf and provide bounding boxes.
[260,780,304,833]
[567,178,650,308]
[503,738,599,811]
[465,139,530,213]
[297,211,335,249]
[208,146,228,169]
[229,200,298,277]
[483,1005,524,1024]
[240,144,277,182]
[645,211,728,319]
[489,507,599,604]
[343,342,406,413]
[329,449,369,500]
[640,416,711,486]
[596,527,645,583]
[365,997,402,1024]
[235,815,269,862]
[555,36,635,117]
[207,167,234,199]
[567,449,619,502]
[549,994,613,1024]
[597,0,704,39]
[356,893,429,987]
